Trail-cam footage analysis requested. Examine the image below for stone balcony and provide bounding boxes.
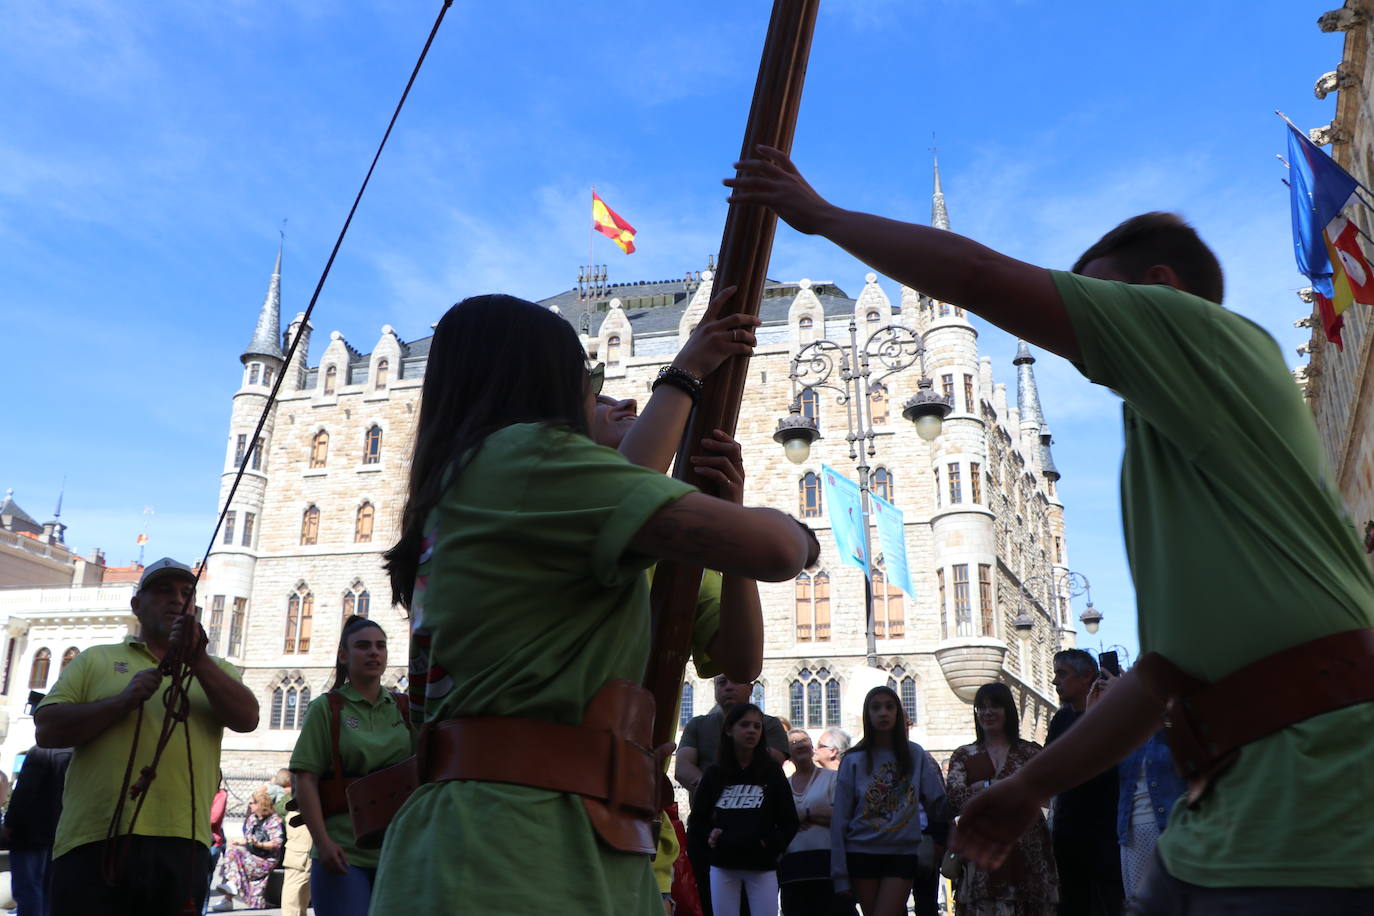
[933,636,1008,700]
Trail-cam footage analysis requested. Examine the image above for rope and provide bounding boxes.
[102,2,456,905]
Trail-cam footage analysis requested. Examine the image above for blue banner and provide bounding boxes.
[869,491,915,599]
[821,464,869,576]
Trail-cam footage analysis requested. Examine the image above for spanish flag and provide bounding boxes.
[592,190,637,254]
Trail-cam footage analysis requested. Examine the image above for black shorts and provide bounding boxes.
[846,851,920,881]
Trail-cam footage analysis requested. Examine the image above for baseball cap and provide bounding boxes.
[138,557,197,592]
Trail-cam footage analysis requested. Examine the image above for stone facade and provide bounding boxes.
[192,168,1080,778]
[1301,0,1374,565]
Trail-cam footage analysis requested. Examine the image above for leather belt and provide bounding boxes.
[1136,627,1374,806]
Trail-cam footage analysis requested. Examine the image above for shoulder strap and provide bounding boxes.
[393,691,411,728]
[327,690,345,781]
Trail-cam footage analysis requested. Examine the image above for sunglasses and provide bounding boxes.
[587,361,605,396]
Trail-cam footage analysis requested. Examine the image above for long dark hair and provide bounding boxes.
[717,702,773,780]
[972,682,1019,745]
[851,685,912,779]
[333,615,385,690]
[385,295,592,607]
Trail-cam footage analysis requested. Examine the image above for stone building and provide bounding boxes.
[194,161,1082,777]
[1299,0,1374,562]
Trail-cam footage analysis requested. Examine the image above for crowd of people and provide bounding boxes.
[7,141,1373,916]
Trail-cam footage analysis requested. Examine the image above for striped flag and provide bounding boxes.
[592,191,637,254]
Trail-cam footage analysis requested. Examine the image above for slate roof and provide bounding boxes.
[1,489,43,536]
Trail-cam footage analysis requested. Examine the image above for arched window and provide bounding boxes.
[887,666,918,724]
[869,382,888,425]
[323,365,337,395]
[606,335,622,366]
[355,502,374,543]
[679,682,694,729]
[798,315,819,343]
[814,572,831,640]
[872,467,893,502]
[866,309,881,325]
[799,388,820,424]
[269,674,311,730]
[60,646,79,671]
[751,682,766,711]
[28,648,51,689]
[799,472,822,518]
[374,358,389,390]
[363,425,382,465]
[790,666,839,729]
[300,506,320,546]
[342,581,370,622]
[285,584,313,653]
[873,568,905,639]
[794,573,813,642]
[309,431,329,469]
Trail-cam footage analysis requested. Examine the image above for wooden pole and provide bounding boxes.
[644,0,821,754]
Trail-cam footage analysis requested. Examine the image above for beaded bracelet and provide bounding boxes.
[651,365,703,405]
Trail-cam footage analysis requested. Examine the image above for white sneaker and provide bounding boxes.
[210,897,235,912]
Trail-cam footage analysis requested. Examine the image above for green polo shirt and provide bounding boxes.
[289,682,411,869]
[37,637,242,859]
[369,423,695,916]
[1054,270,1374,887]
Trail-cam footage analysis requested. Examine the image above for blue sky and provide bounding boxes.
[1,1,1347,660]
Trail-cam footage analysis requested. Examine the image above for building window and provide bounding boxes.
[375,358,389,390]
[323,365,337,395]
[606,335,622,366]
[799,388,820,424]
[887,666,918,724]
[223,511,236,546]
[979,564,994,636]
[250,437,263,471]
[234,434,247,467]
[942,374,955,405]
[948,463,962,503]
[795,574,813,642]
[679,682,694,729]
[342,581,370,622]
[28,648,50,689]
[873,568,905,638]
[355,502,374,543]
[954,306,965,317]
[800,473,823,518]
[751,682,766,710]
[248,363,261,385]
[790,667,839,729]
[1055,536,1063,564]
[872,467,893,502]
[939,301,951,318]
[814,572,830,640]
[208,596,225,656]
[869,382,888,425]
[964,374,975,413]
[263,365,274,387]
[242,512,255,548]
[934,468,941,508]
[270,674,310,730]
[60,646,79,671]
[866,309,881,325]
[953,564,972,636]
[934,568,945,642]
[971,462,982,504]
[285,585,314,654]
[798,315,818,342]
[301,506,320,546]
[310,431,329,469]
[363,426,382,465]
[228,598,246,656]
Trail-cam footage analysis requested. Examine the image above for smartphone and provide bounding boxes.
[1098,651,1121,677]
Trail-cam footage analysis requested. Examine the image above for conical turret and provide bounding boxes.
[1013,340,1045,428]
[931,154,950,231]
[243,248,285,362]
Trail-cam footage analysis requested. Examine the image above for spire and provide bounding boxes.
[1040,426,1061,482]
[244,246,285,362]
[52,477,65,520]
[931,153,950,230]
[1014,340,1045,427]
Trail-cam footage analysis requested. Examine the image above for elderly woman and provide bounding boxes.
[213,786,284,911]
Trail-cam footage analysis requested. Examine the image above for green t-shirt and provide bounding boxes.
[1054,270,1374,887]
[288,682,412,869]
[368,423,695,916]
[37,638,241,859]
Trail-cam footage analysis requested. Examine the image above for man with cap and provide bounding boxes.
[35,557,259,916]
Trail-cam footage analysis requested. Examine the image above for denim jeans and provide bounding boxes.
[10,846,51,916]
[309,860,377,916]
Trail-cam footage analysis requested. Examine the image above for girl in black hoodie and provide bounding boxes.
[688,702,800,916]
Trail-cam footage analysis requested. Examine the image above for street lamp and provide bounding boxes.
[1021,568,1102,638]
[773,314,951,666]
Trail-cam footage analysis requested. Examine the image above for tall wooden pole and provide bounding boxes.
[644,0,821,753]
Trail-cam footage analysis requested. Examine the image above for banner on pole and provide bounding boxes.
[869,492,915,599]
[822,464,869,577]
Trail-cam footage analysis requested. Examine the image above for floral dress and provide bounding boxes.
[946,740,1058,916]
[219,810,285,908]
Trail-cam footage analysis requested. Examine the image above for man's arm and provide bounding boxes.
[674,745,703,795]
[193,655,259,733]
[34,667,162,748]
[725,146,1078,362]
[951,668,1162,869]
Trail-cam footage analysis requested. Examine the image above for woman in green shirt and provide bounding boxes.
[290,615,410,916]
[368,293,817,916]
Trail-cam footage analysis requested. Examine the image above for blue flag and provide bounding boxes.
[1287,123,1359,298]
[821,464,869,576]
[869,492,915,599]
